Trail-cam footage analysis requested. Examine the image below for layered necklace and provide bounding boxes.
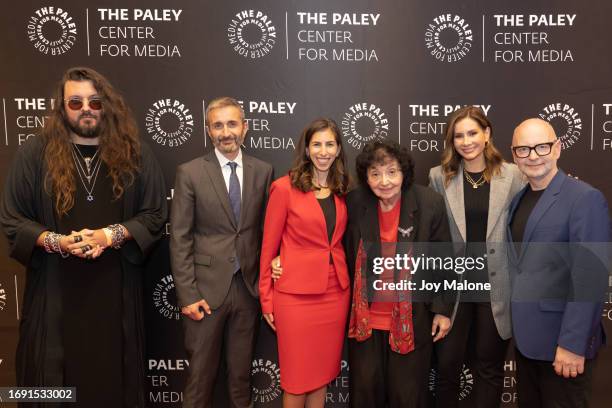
[463,167,487,189]
[71,143,102,202]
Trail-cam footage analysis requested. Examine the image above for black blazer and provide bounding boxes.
[344,183,454,346]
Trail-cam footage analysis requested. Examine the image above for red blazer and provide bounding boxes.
[259,175,349,314]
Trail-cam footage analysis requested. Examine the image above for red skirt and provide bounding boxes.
[273,265,350,394]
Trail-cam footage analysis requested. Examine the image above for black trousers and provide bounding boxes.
[434,302,509,408]
[515,347,594,408]
[182,273,260,408]
[348,330,433,408]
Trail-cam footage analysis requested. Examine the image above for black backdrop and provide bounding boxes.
[1,1,612,406]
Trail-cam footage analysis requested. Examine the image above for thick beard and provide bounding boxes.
[65,114,101,138]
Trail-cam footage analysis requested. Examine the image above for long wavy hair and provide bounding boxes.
[42,67,141,216]
[441,106,504,186]
[289,118,350,196]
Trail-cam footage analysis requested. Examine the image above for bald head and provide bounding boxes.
[512,118,556,146]
[511,118,561,190]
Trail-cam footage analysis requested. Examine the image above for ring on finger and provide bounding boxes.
[81,245,91,254]
[73,235,83,243]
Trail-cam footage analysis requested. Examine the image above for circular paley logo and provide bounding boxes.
[538,103,582,149]
[428,364,474,400]
[145,99,194,148]
[27,7,77,55]
[228,10,277,59]
[341,103,389,150]
[152,275,181,320]
[251,359,281,403]
[425,14,473,62]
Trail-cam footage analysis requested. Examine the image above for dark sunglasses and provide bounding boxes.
[64,97,103,111]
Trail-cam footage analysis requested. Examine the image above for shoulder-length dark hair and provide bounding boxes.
[356,139,415,192]
[441,106,504,186]
[43,66,141,216]
[289,118,350,196]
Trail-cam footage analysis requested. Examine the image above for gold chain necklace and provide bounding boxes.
[463,168,486,189]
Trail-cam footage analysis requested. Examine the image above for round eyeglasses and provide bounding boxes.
[64,97,103,111]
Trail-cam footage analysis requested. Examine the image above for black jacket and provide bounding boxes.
[344,184,454,347]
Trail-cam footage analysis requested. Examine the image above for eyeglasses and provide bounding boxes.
[511,142,556,158]
[64,96,103,111]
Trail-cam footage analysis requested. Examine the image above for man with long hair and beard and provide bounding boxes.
[0,67,167,407]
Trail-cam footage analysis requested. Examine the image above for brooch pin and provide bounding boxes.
[398,226,414,238]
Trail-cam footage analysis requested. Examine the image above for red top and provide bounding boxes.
[369,199,401,330]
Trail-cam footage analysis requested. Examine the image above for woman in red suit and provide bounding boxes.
[259,118,351,407]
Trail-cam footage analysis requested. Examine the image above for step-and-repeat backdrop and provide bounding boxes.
[1,1,612,406]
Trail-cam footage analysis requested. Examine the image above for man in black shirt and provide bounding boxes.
[508,118,610,408]
[0,67,167,407]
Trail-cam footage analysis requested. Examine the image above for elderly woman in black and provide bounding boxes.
[343,139,453,407]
